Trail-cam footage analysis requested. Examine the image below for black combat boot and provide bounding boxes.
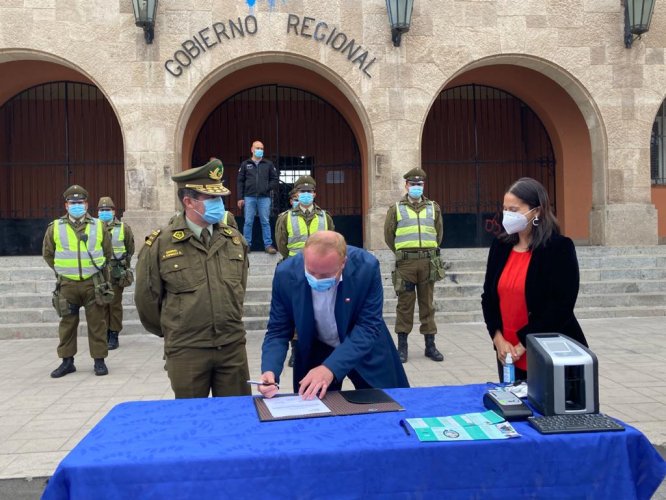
[107,330,119,350]
[94,358,108,376]
[287,339,298,367]
[397,333,409,363]
[424,334,444,362]
[50,357,76,378]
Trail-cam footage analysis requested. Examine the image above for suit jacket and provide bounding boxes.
[261,246,410,391]
[481,233,587,347]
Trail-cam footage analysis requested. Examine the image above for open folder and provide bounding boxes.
[253,389,404,422]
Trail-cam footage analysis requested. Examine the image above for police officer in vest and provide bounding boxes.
[384,168,445,363]
[275,176,335,367]
[43,185,114,377]
[97,197,135,350]
[135,159,252,398]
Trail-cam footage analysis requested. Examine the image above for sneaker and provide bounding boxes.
[265,245,278,254]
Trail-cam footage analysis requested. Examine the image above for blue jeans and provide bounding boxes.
[243,196,273,248]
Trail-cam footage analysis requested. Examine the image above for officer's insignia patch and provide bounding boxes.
[173,230,185,240]
[209,166,223,181]
[161,249,183,260]
[232,236,241,245]
[223,228,233,235]
[144,229,161,246]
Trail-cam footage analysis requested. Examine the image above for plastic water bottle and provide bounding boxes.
[503,353,515,384]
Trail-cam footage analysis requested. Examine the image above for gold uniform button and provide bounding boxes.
[174,264,179,269]
[238,254,242,258]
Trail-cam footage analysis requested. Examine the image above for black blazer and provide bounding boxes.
[481,233,587,347]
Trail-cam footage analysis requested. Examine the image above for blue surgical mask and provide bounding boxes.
[98,210,113,223]
[254,148,264,158]
[194,197,225,224]
[67,204,86,218]
[305,269,337,292]
[298,192,314,206]
[291,200,300,209]
[408,186,424,198]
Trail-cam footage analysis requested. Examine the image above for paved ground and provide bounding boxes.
[0,317,665,497]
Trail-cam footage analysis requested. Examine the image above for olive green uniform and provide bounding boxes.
[275,205,335,259]
[384,194,444,335]
[135,213,251,398]
[103,218,135,333]
[43,215,114,359]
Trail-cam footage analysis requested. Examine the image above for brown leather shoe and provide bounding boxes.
[265,245,278,254]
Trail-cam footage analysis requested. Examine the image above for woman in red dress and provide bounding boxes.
[481,177,588,381]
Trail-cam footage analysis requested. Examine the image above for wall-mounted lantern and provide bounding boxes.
[132,0,158,44]
[625,0,656,48]
[386,0,414,47]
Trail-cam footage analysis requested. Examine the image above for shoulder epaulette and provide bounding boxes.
[144,229,161,246]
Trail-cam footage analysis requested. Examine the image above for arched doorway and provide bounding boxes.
[192,84,362,248]
[422,84,556,248]
[0,81,124,255]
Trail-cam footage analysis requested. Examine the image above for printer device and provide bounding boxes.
[527,334,598,416]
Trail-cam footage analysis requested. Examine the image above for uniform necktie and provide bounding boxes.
[201,228,210,248]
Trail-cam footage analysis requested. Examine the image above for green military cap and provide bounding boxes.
[294,175,316,191]
[98,196,115,209]
[171,158,230,196]
[403,168,427,181]
[63,185,88,201]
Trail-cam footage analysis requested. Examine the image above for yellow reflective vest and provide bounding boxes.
[53,218,106,280]
[109,222,126,260]
[286,210,328,256]
[394,201,438,249]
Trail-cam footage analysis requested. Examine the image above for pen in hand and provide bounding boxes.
[399,419,411,436]
[247,380,279,389]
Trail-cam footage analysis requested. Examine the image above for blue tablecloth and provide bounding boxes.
[42,384,666,500]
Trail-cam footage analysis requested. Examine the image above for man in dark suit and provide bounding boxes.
[258,231,409,399]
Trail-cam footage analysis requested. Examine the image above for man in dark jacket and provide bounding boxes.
[237,140,279,253]
[257,231,409,399]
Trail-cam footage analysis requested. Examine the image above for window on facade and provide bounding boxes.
[650,100,666,185]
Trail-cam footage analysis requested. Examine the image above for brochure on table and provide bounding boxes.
[406,410,520,442]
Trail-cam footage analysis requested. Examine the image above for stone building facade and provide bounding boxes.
[1,0,665,251]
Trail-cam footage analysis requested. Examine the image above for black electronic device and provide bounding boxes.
[527,334,599,416]
[483,390,533,421]
[528,413,624,434]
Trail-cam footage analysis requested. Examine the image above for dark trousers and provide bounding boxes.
[166,340,251,399]
[395,258,437,335]
[305,339,371,392]
[57,279,108,359]
[104,283,124,332]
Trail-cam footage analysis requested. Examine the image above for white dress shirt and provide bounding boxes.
[312,276,342,347]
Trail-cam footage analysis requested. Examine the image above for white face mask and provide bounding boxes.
[502,207,536,235]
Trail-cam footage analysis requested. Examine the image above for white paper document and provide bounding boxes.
[263,395,331,418]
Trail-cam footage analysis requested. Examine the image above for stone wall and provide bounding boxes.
[0,0,664,247]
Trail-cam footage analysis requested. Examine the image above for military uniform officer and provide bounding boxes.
[135,159,252,398]
[275,176,335,367]
[384,168,445,363]
[97,196,135,350]
[43,185,114,377]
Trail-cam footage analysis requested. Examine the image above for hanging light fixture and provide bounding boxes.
[625,0,656,48]
[386,0,414,47]
[132,0,159,44]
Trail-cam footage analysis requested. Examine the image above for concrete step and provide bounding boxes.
[5,304,664,341]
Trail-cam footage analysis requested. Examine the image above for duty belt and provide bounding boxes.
[396,249,440,260]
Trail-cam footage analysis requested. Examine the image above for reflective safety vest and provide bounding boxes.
[286,210,328,256]
[394,201,438,250]
[53,218,106,280]
[110,222,126,260]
